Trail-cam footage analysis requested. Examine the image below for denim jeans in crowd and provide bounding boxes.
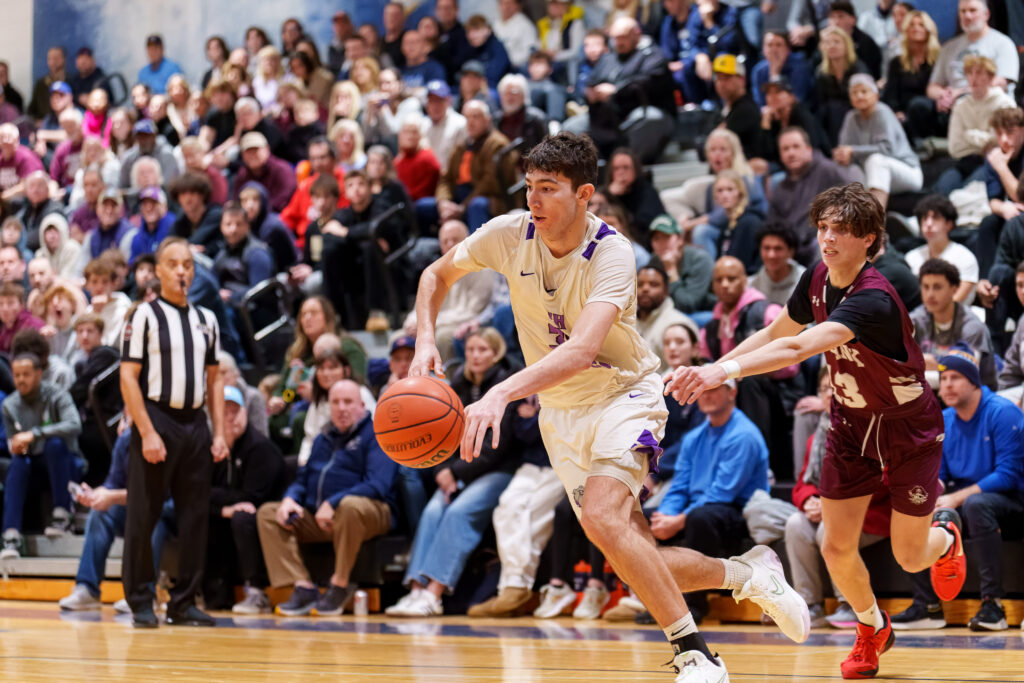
[2,438,77,532]
[76,500,175,598]
[403,470,513,592]
[691,223,720,259]
[415,196,492,234]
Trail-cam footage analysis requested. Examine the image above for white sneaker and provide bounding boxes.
[59,584,101,611]
[533,583,576,618]
[572,585,609,620]
[730,545,810,643]
[673,650,729,682]
[232,586,272,615]
[113,599,131,614]
[389,590,442,618]
[385,587,424,616]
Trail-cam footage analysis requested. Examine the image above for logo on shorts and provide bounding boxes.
[908,485,929,506]
[572,484,585,508]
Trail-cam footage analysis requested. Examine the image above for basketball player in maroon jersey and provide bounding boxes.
[665,184,966,680]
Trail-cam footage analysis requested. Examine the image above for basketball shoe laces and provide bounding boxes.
[847,627,877,666]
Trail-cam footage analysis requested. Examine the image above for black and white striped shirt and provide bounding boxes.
[121,298,221,411]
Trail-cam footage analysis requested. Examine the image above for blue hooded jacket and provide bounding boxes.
[284,413,399,525]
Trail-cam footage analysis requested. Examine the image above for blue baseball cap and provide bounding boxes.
[390,335,415,354]
[138,186,167,204]
[50,81,72,96]
[133,119,157,135]
[224,385,245,406]
[426,80,451,99]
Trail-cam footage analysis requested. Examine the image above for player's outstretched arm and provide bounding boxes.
[410,248,471,378]
[721,306,807,362]
[460,301,619,460]
[667,320,854,404]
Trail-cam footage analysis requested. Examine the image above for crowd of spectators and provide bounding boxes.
[0,0,1022,633]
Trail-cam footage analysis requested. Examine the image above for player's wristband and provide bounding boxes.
[719,360,742,380]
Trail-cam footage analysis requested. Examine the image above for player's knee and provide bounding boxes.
[579,502,617,548]
[820,536,855,566]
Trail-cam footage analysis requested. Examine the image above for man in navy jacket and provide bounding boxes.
[257,380,398,616]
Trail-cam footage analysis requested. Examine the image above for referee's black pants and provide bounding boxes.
[123,402,212,615]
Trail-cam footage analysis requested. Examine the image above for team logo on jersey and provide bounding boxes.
[123,322,133,342]
[811,295,821,308]
[572,484,585,508]
[908,485,929,506]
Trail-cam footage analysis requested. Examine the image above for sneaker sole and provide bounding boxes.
[890,619,945,631]
[841,627,894,680]
[968,619,1007,631]
[534,593,576,619]
[275,606,315,616]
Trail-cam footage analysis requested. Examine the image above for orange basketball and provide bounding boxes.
[373,376,465,468]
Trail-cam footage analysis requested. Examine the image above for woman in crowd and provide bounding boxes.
[365,145,412,207]
[253,45,286,112]
[417,16,443,62]
[661,129,766,240]
[350,56,381,96]
[245,26,272,67]
[107,108,135,160]
[604,148,665,246]
[287,49,333,114]
[814,25,869,147]
[326,81,363,133]
[386,328,522,617]
[267,296,367,449]
[702,170,763,270]
[881,10,939,139]
[295,347,376,466]
[835,74,922,209]
[82,89,112,146]
[203,36,230,89]
[165,75,193,142]
[330,118,367,172]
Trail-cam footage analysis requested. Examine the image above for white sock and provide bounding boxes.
[663,613,698,641]
[719,558,753,590]
[855,601,884,632]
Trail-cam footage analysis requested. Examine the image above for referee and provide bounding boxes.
[120,236,228,628]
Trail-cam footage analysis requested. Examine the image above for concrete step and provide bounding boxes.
[648,160,709,192]
[23,534,123,559]
[0,556,121,580]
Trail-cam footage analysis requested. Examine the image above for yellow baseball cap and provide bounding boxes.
[713,54,745,77]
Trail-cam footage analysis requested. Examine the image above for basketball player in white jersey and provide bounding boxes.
[410,133,810,682]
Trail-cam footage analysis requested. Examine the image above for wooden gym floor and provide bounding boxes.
[1,601,1022,682]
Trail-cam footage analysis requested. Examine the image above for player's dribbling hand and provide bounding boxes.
[664,364,727,404]
[409,342,445,379]
[461,390,507,461]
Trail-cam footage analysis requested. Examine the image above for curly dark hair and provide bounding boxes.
[919,257,961,288]
[523,132,599,190]
[808,183,885,259]
[913,194,957,225]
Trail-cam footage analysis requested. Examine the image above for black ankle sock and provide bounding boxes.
[671,632,718,665]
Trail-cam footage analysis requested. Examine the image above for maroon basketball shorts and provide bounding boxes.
[819,394,944,517]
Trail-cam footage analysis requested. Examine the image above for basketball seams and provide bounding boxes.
[374,403,455,435]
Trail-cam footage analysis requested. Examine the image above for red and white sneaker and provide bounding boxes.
[840,611,894,680]
[930,507,967,602]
